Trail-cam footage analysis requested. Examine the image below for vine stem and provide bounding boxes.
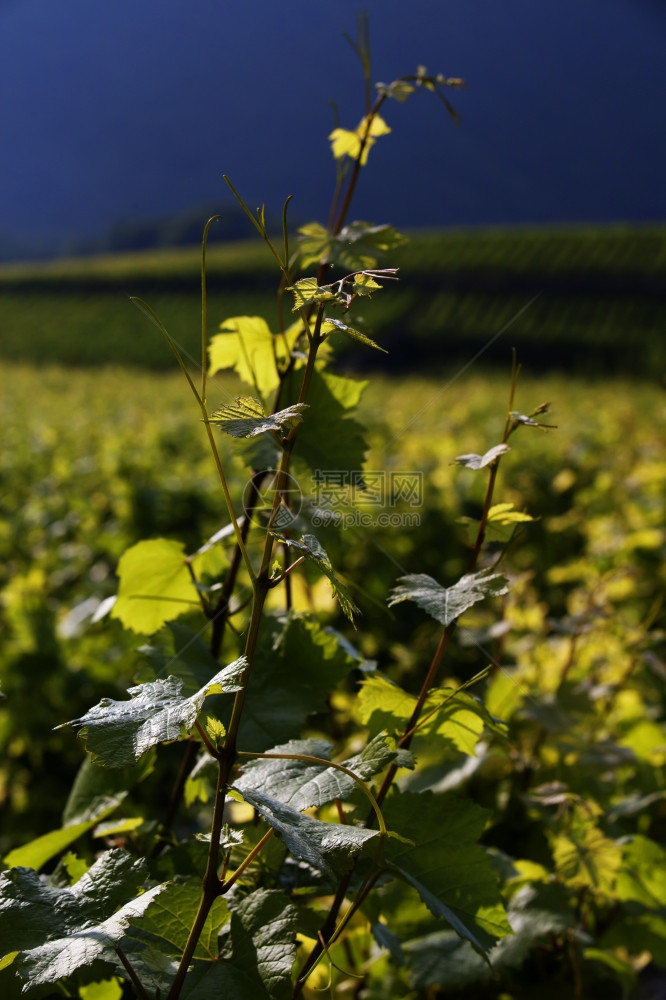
[115,947,150,1000]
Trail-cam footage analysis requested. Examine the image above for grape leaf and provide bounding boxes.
[382,790,511,952]
[452,444,511,470]
[551,822,621,893]
[487,502,534,525]
[209,396,308,438]
[136,622,230,696]
[284,368,368,481]
[404,884,572,990]
[616,835,666,907]
[62,658,246,767]
[235,786,378,881]
[357,674,504,757]
[329,114,391,164]
[388,569,509,627]
[111,538,197,635]
[274,533,359,622]
[232,612,357,752]
[178,889,297,1000]
[2,821,97,873]
[235,732,409,810]
[322,317,387,353]
[207,316,300,399]
[123,879,229,977]
[0,850,166,989]
[63,749,156,825]
[298,220,405,270]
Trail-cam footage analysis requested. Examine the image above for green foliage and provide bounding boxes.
[0,850,165,988]
[388,569,509,627]
[210,396,308,439]
[63,660,245,766]
[1,22,665,1000]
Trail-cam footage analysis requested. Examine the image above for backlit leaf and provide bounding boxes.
[616,835,666,907]
[111,538,196,635]
[329,114,391,165]
[357,674,503,757]
[209,396,308,438]
[551,823,621,893]
[207,316,279,398]
[3,821,96,872]
[322,317,387,353]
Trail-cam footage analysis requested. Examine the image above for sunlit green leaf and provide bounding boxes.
[357,675,503,757]
[329,114,391,164]
[616,835,666,908]
[111,538,197,635]
[3,821,96,872]
[62,659,246,767]
[322,317,387,353]
[452,444,511,470]
[207,316,279,398]
[209,395,308,438]
[388,569,509,626]
[487,502,534,525]
[551,823,621,893]
[298,220,406,270]
[0,850,166,989]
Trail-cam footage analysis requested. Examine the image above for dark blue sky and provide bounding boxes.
[1,0,665,256]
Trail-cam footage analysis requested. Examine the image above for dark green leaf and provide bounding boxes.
[388,569,509,626]
[233,612,358,752]
[235,786,378,880]
[382,791,511,952]
[136,622,228,696]
[236,732,407,810]
[0,850,166,989]
[285,368,368,482]
[179,889,298,1000]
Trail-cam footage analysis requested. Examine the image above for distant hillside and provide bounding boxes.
[1,226,664,376]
